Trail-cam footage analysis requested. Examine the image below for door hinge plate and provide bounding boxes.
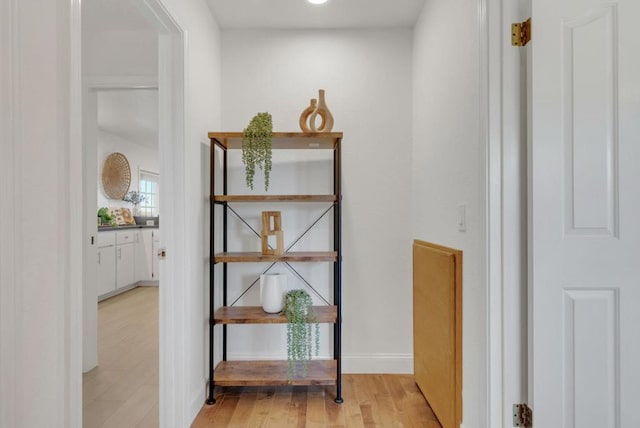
[513,403,532,427]
[512,18,532,47]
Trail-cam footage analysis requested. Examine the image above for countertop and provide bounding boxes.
[98,224,159,232]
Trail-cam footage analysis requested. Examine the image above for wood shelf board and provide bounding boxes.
[214,360,337,386]
[212,194,337,203]
[213,306,337,324]
[209,132,342,150]
[213,251,337,263]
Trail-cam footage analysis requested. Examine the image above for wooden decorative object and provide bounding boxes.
[299,98,317,133]
[261,211,284,256]
[298,90,334,133]
[102,152,131,199]
[308,89,334,133]
[413,240,462,428]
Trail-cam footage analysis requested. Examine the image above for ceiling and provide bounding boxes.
[207,0,426,29]
[83,0,155,33]
[83,0,426,32]
[97,90,159,149]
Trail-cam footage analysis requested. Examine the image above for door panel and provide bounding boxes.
[531,1,640,427]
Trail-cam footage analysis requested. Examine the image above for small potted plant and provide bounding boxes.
[97,207,117,227]
[122,190,148,215]
[242,112,273,191]
[283,289,319,380]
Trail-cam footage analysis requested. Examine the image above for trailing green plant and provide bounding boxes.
[242,112,273,191]
[283,289,320,380]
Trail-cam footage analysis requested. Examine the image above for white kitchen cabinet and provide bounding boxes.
[97,228,159,300]
[115,231,135,289]
[96,245,116,296]
[135,229,153,282]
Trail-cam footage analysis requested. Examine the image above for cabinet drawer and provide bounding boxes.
[97,232,115,248]
[116,230,135,245]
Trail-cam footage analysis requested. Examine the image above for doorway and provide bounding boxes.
[79,0,186,426]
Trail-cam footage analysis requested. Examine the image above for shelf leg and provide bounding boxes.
[206,388,216,405]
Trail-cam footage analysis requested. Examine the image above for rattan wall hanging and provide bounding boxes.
[102,152,131,199]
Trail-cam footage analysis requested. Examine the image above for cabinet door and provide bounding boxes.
[116,243,135,289]
[134,230,153,282]
[97,246,116,297]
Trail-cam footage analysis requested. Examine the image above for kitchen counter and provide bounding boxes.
[98,224,159,232]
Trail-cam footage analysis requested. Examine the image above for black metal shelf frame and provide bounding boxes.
[207,135,343,405]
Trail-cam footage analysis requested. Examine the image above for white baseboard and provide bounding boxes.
[190,388,205,426]
[342,353,413,374]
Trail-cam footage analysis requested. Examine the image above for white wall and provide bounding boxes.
[0,0,81,426]
[220,28,414,372]
[413,1,486,428]
[0,0,221,427]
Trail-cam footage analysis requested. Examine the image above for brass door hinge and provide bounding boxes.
[512,18,532,46]
[513,403,532,427]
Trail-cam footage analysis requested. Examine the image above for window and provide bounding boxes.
[139,170,159,217]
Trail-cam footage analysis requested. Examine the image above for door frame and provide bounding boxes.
[482,0,529,427]
[82,78,159,373]
[73,0,188,426]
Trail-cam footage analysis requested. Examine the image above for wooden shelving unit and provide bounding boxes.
[212,195,337,203]
[214,306,337,324]
[214,360,337,387]
[207,131,343,405]
[213,251,337,263]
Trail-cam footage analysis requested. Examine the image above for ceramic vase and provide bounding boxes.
[260,273,287,313]
[308,89,334,133]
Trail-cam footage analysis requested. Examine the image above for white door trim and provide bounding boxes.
[117,1,189,426]
[482,0,511,426]
[479,0,501,426]
[68,0,83,425]
[0,1,21,426]
[483,1,530,427]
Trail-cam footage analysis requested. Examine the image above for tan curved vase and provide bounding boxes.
[299,98,317,133]
[308,89,334,133]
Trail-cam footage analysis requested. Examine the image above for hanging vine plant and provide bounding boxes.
[242,112,273,191]
[283,289,320,380]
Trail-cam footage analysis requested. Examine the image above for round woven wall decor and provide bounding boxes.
[102,152,131,199]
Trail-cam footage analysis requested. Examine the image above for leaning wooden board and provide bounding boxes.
[413,240,462,428]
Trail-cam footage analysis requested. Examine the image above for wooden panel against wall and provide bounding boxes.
[413,240,462,428]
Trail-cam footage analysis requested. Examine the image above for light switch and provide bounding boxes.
[457,204,466,232]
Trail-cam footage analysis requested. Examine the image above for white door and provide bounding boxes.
[531,0,640,427]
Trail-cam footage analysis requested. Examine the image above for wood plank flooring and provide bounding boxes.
[83,286,442,428]
[192,375,442,428]
[83,287,159,428]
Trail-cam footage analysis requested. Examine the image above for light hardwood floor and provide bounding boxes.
[84,287,441,428]
[193,375,442,428]
[83,287,159,428]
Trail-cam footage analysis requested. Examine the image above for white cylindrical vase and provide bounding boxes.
[260,273,287,313]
